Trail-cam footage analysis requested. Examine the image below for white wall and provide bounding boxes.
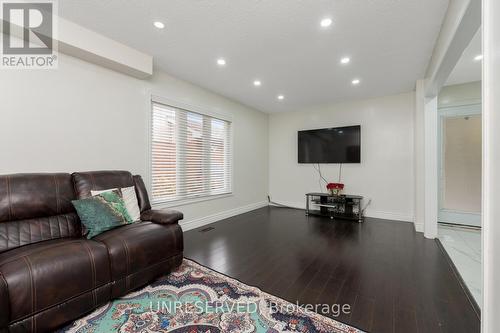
[0,53,269,229]
[269,92,415,222]
[442,115,482,212]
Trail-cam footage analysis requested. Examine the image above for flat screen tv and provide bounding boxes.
[298,125,361,163]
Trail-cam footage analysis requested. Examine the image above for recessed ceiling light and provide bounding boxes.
[153,21,165,29]
[340,57,350,64]
[253,80,262,87]
[474,54,483,61]
[217,58,226,66]
[351,79,361,85]
[320,18,333,28]
[277,95,285,100]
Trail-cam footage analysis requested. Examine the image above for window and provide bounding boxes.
[151,101,232,203]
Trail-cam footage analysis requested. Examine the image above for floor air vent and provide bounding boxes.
[199,227,215,233]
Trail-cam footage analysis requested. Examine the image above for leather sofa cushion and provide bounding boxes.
[94,222,183,284]
[0,213,81,253]
[0,174,81,252]
[0,174,76,222]
[0,239,111,324]
[7,284,111,333]
[72,171,135,199]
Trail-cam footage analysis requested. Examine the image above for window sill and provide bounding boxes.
[152,193,233,209]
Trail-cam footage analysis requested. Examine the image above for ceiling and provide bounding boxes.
[446,29,482,86]
[59,0,449,113]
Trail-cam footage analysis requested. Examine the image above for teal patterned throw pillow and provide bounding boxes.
[72,189,134,239]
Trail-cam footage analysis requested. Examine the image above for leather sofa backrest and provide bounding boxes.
[0,173,82,253]
[72,171,151,212]
[72,170,135,198]
[133,175,151,212]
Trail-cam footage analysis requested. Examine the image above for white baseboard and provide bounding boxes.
[438,210,481,227]
[414,222,424,233]
[269,201,304,209]
[180,201,269,232]
[364,210,414,223]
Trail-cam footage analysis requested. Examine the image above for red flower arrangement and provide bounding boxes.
[326,182,344,196]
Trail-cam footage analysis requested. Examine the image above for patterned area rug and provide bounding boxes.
[60,259,363,333]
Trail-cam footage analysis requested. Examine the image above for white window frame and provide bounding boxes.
[148,95,234,208]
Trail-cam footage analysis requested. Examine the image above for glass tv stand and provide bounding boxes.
[305,192,364,223]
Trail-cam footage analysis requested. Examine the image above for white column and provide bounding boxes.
[424,97,438,239]
[414,80,439,238]
[414,80,426,233]
[482,0,500,330]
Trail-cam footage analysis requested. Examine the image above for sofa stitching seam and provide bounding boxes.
[81,242,97,307]
[54,175,60,215]
[65,214,70,238]
[22,256,36,332]
[112,234,131,290]
[6,177,12,221]
[0,272,10,324]
[6,178,10,250]
[171,225,177,254]
[121,237,131,290]
[28,220,31,246]
[47,217,53,240]
[57,214,61,238]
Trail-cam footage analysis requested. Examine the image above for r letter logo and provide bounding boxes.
[1,0,58,69]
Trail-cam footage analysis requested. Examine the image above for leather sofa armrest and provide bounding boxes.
[140,209,183,225]
[0,272,10,328]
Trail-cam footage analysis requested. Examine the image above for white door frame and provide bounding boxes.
[483,0,500,329]
[413,0,480,239]
[438,104,482,227]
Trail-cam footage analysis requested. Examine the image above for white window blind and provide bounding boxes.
[151,101,232,203]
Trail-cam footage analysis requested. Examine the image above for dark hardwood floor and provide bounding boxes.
[184,206,480,333]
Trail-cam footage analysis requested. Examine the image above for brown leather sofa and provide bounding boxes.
[0,171,183,333]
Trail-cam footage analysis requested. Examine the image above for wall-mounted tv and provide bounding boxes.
[298,125,361,163]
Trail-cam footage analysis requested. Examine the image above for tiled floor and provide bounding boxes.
[438,224,482,307]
